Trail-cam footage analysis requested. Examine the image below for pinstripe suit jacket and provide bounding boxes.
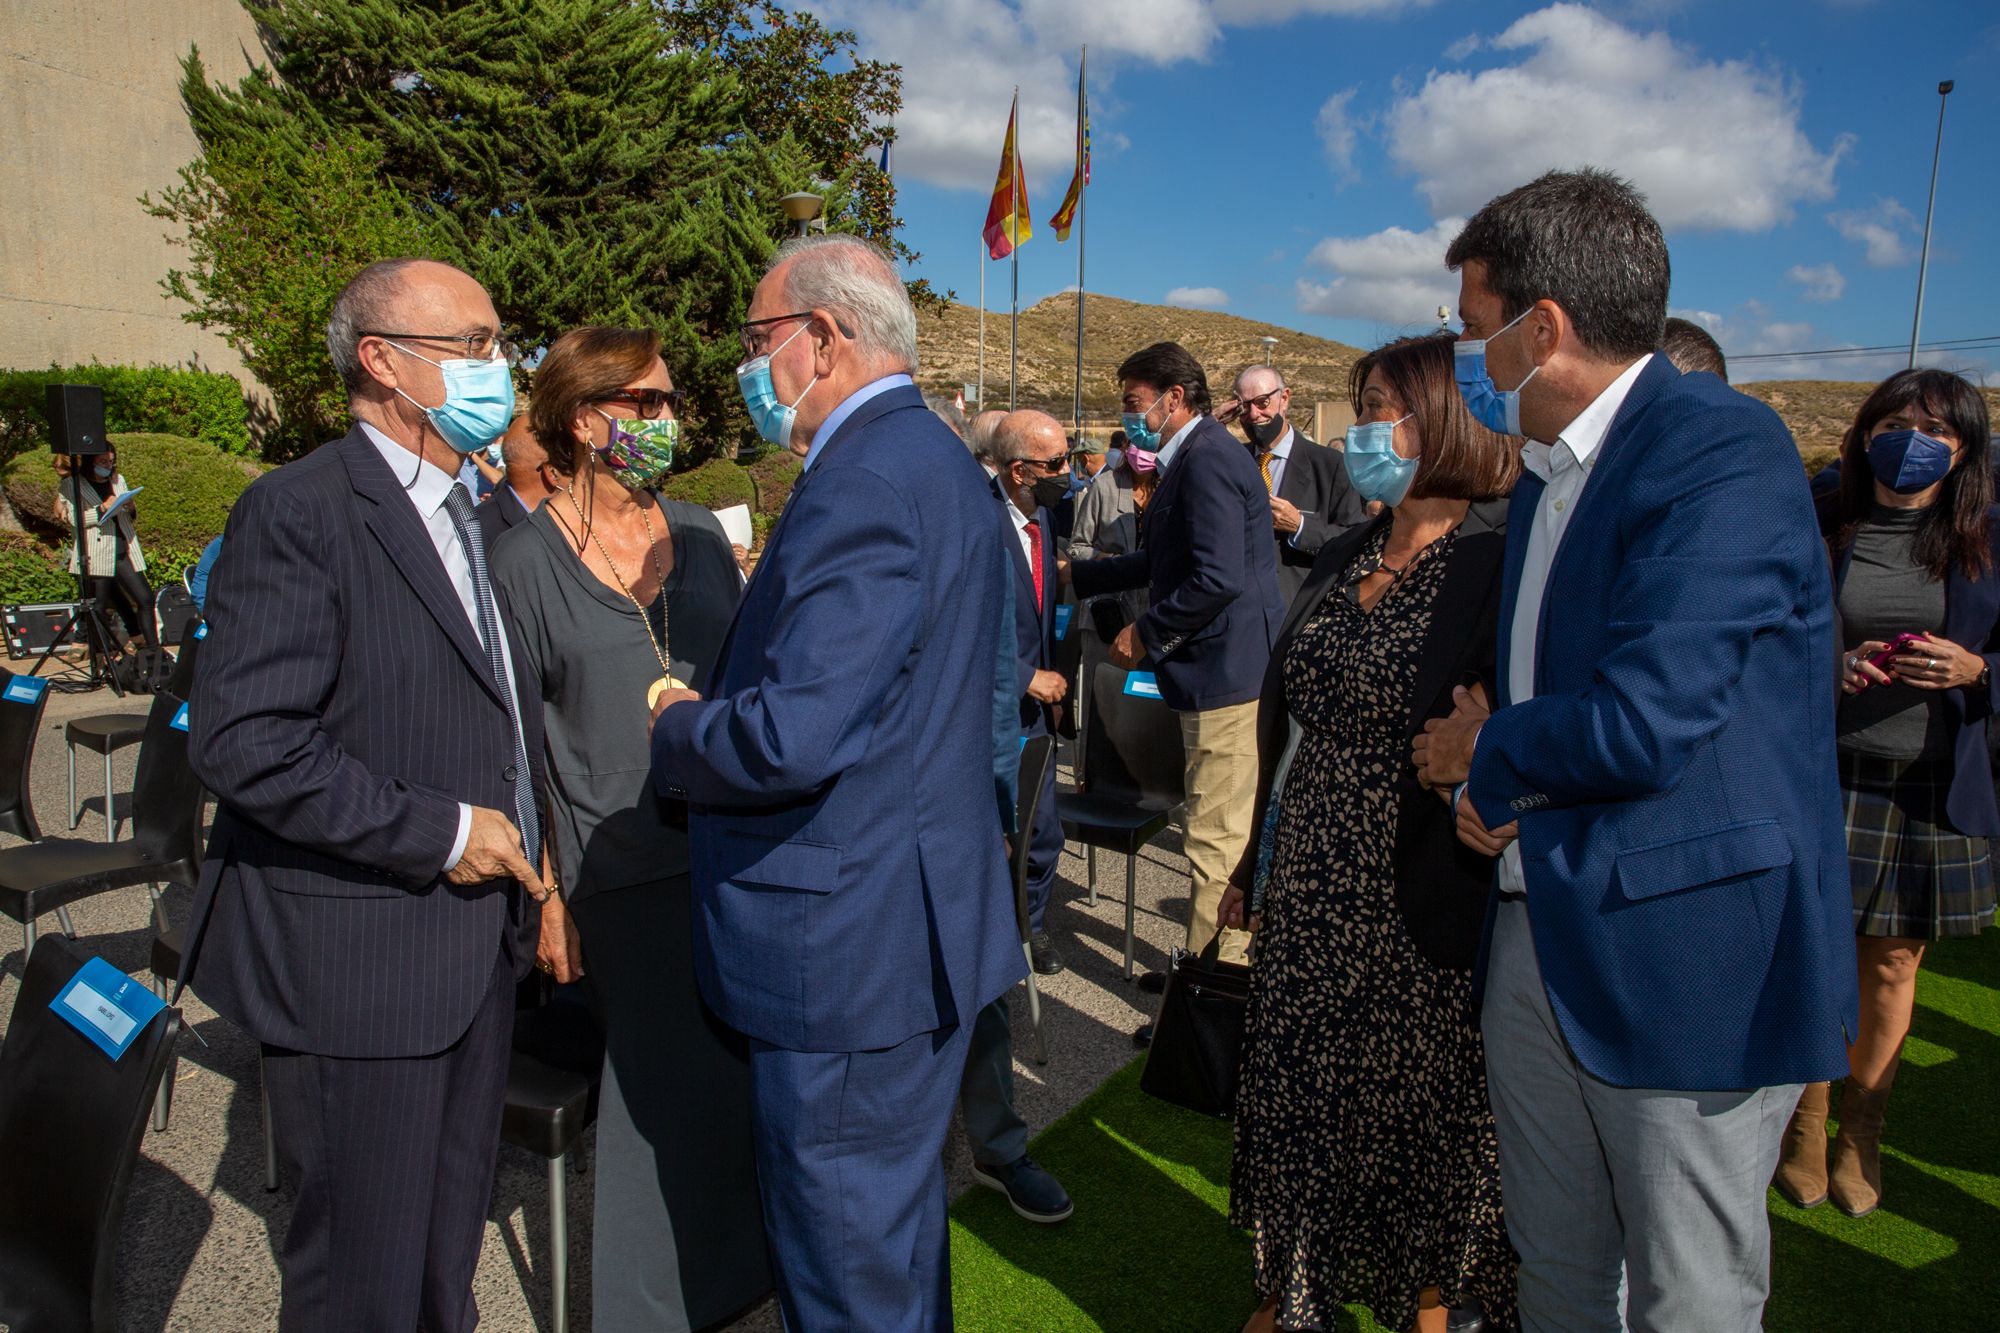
[180,428,544,1059]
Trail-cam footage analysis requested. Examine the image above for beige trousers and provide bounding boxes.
[1177,700,1259,965]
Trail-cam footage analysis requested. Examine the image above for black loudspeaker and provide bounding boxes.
[45,384,107,456]
[2,603,82,660]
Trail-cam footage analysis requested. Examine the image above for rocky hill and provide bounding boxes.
[914,293,1998,462]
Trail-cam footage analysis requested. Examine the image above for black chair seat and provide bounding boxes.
[0,839,194,923]
[501,1053,595,1162]
[1058,792,1177,852]
[65,715,147,756]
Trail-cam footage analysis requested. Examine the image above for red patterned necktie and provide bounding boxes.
[1024,518,1044,612]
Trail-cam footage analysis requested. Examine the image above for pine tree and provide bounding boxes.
[170,0,839,461]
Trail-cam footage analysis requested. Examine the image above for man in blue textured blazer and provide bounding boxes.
[182,258,549,1331]
[649,234,1021,1330]
[1414,171,1857,1331]
[1070,343,1285,986]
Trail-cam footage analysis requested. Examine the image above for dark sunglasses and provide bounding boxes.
[599,388,685,420]
[1017,455,1069,473]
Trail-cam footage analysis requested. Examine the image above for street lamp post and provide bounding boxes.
[779,192,824,238]
[1908,79,1954,369]
[1259,336,1278,366]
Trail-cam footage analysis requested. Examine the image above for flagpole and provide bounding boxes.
[978,241,986,412]
[1010,243,1020,411]
[1073,47,1087,432]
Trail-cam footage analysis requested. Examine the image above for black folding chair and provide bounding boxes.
[0,934,182,1333]
[1057,662,1186,979]
[503,999,603,1333]
[1012,736,1057,1065]
[0,683,205,955]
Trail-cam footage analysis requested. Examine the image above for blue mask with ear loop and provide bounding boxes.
[1122,394,1172,453]
[1454,307,1540,437]
[735,322,818,449]
[1867,428,1955,494]
[386,342,516,455]
[1343,414,1418,505]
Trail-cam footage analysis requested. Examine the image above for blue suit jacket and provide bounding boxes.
[999,485,1060,735]
[181,429,544,1058]
[1072,414,1284,711]
[1833,511,2000,838]
[1470,357,1858,1090]
[650,385,1023,1053]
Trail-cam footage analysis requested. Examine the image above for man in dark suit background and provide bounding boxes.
[1228,364,1370,604]
[472,406,553,546]
[1070,342,1285,1009]
[182,259,549,1330]
[649,234,1022,1328]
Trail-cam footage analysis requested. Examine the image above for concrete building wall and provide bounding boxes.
[1,0,268,380]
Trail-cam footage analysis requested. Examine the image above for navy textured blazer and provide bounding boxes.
[1072,414,1285,711]
[180,429,545,1059]
[1469,356,1858,1090]
[650,384,1023,1053]
[1832,506,2000,838]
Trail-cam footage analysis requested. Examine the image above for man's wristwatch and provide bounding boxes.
[1978,663,1992,691]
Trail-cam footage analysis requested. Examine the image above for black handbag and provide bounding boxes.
[1139,941,1253,1117]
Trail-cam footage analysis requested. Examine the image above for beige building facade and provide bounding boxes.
[2,0,267,380]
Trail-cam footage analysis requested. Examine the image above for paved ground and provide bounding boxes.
[0,675,1200,1332]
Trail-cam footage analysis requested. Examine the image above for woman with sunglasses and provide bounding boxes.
[488,327,770,1327]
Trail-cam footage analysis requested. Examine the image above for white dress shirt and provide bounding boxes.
[360,422,528,872]
[1152,412,1203,475]
[1259,426,1294,497]
[1005,491,1039,571]
[1494,354,1652,895]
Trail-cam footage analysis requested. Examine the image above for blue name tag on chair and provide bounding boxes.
[194,621,209,640]
[1054,604,1073,639]
[170,702,190,732]
[1123,671,1162,699]
[52,956,166,1061]
[2,676,47,705]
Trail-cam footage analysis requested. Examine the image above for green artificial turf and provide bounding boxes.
[950,932,2000,1332]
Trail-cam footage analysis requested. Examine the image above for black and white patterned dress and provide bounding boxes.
[1230,527,1518,1332]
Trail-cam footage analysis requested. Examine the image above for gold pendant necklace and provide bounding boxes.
[566,488,686,708]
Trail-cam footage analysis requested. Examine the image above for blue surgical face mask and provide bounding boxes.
[387,342,516,455]
[1867,428,1956,495]
[1121,393,1173,453]
[1343,413,1418,506]
[735,322,817,450]
[1454,307,1540,437]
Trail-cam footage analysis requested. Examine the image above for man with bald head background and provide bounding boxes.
[650,234,1021,1327]
[1229,363,1370,605]
[183,258,548,1329]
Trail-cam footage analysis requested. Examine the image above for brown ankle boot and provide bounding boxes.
[1773,1081,1830,1208]
[1829,1059,1900,1218]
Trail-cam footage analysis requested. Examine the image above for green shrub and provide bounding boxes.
[2,432,261,584]
[0,365,251,463]
[659,458,756,512]
[0,531,77,605]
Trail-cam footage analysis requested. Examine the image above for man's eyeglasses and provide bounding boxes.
[365,330,523,368]
[1017,455,1069,473]
[738,311,813,358]
[1238,388,1285,414]
[600,388,686,420]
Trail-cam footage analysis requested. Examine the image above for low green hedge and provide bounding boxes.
[0,365,252,463]
[0,432,260,600]
[0,532,76,605]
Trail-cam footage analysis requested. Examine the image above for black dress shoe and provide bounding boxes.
[1131,1022,1153,1049]
[1137,970,1167,994]
[1029,932,1065,976]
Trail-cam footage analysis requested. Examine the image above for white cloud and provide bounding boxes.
[1666,303,1996,384]
[1384,3,1848,230]
[1165,286,1231,309]
[1295,217,1466,325]
[1828,198,1918,267]
[1315,89,1360,179]
[821,0,1435,192]
[1442,33,1481,60]
[1785,262,1846,302]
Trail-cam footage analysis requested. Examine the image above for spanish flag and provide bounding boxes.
[983,93,1030,261]
[1048,52,1089,242]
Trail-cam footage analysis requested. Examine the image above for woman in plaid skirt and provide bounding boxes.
[1775,368,1999,1218]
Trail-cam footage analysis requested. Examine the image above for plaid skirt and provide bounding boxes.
[1841,751,1996,939]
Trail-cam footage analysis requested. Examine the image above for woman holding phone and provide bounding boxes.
[1777,368,2000,1219]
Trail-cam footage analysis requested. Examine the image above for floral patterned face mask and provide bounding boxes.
[593,411,678,489]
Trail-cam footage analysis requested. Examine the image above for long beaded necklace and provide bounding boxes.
[561,483,688,709]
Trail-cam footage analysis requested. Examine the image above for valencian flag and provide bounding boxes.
[983,92,1031,261]
[1048,52,1089,241]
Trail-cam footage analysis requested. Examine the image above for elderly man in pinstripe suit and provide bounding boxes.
[180,258,549,1332]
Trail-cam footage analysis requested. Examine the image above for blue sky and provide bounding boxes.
[809,0,1999,383]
